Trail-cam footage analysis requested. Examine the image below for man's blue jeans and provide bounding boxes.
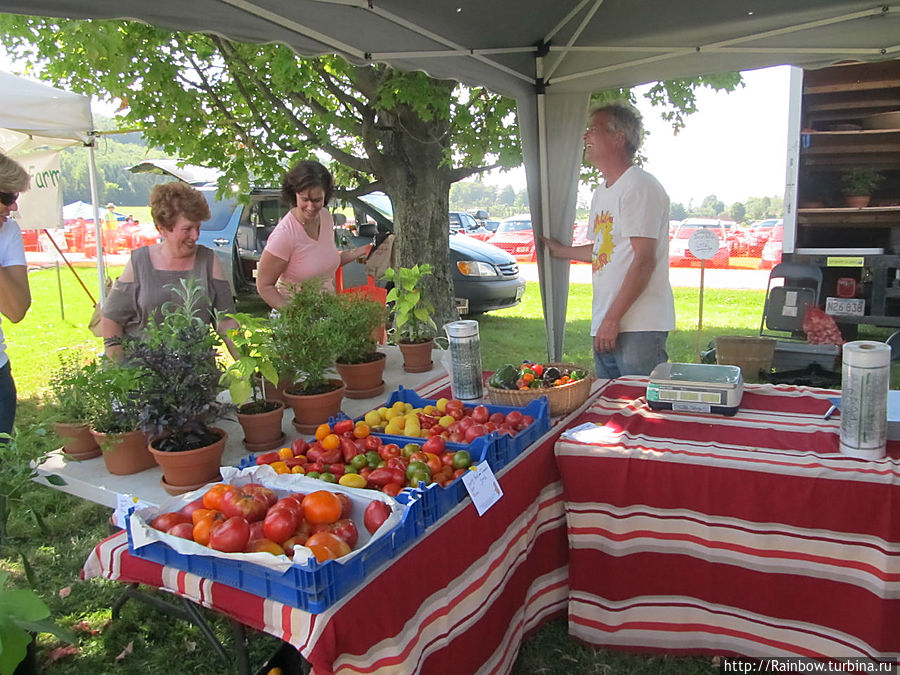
[593,331,668,379]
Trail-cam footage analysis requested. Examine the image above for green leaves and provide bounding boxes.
[219,312,278,406]
[0,571,75,675]
[382,264,436,343]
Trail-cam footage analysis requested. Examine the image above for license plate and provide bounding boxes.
[825,296,865,316]
[515,285,524,301]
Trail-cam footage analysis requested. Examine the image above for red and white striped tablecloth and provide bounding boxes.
[83,374,572,675]
[555,376,900,659]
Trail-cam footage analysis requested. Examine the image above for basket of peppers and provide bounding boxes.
[486,362,592,416]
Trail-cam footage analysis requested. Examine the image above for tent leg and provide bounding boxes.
[56,260,64,321]
[86,140,107,304]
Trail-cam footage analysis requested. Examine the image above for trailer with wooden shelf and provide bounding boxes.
[784,58,900,334]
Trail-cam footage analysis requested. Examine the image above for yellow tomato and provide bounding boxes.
[436,397,449,412]
[270,461,290,474]
[439,415,454,428]
[315,423,331,441]
[291,465,306,474]
[277,447,293,460]
[364,410,382,427]
[338,473,367,488]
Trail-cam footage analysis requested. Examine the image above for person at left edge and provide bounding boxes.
[0,152,32,435]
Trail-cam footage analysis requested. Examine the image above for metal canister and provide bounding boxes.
[444,320,483,400]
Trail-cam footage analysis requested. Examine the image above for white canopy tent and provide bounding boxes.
[4,0,898,357]
[0,70,107,300]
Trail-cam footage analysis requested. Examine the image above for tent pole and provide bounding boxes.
[86,138,106,303]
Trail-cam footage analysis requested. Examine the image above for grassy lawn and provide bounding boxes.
[0,265,887,673]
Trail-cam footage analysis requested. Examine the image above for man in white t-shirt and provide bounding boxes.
[0,153,32,434]
[541,103,674,378]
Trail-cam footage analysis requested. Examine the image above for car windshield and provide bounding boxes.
[199,191,240,232]
[497,219,531,232]
[359,192,393,220]
[675,225,724,240]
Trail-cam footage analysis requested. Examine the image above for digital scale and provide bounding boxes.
[646,362,744,416]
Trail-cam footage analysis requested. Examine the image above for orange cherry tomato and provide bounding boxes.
[315,423,332,441]
[353,422,371,438]
[321,433,341,451]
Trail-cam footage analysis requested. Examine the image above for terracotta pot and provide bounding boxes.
[335,352,386,399]
[260,376,292,405]
[237,400,286,452]
[845,195,871,208]
[282,379,346,434]
[91,429,156,475]
[53,422,101,460]
[147,427,227,494]
[399,338,434,373]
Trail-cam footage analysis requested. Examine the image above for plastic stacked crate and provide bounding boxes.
[356,386,551,528]
[125,491,424,613]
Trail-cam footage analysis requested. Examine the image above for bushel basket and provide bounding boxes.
[486,362,592,416]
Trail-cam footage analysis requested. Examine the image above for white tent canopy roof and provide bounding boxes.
[0,70,94,153]
[3,1,897,357]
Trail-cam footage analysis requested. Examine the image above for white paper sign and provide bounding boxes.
[688,228,720,260]
[113,493,158,529]
[462,463,503,515]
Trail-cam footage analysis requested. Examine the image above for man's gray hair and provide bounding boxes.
[591,102,643,160]
[0,152,30,193]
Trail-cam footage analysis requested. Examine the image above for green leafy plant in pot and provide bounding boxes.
[81,358,157,475]
[269,280,345,433]
[220,312,285,451]
[382,264,437,373]
[840,167,884,207]
[47,349,101,460]
[124,278,228,492]
[333,291,388,398]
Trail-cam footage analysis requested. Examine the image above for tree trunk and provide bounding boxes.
[376,95,459,331]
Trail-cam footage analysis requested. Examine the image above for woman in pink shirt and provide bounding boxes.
[256,160,369,309]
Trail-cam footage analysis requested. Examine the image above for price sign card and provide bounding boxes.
[462,463,503,515]
[113,493,157,529]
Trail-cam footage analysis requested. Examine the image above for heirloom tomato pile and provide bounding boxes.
[149,483,393,563]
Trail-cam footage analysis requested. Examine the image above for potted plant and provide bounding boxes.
[220,312,285,452]
[126,278,229,494]
[47,350,101,460]
[82,358,157,476]
[840,167,884,207]
[269,281,345,433]
[332,291,388,398]
[382,264,437,373]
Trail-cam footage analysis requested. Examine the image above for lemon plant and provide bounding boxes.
[219,312,279,409]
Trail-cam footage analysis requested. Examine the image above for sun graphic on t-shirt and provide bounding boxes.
[592,211,614,272]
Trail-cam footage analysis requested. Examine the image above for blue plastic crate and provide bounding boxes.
[126,490,421,613]
[379,386,551,471]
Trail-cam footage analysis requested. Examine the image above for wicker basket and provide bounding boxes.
[486,363,593,416]
[715,335,776,378]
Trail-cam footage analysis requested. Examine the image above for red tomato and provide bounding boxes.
[378,443,401,460]
[255,451,280,466]
[220,489,269,522]
[421,436,446,455]
[165,522,195,540]
[464,423,486,443]
[445,399,464,414]
[489,412,506,425]
[471,405,490,424]
[382,483,403,498]
[178,499,205,519]
[263,506,299,544]
[270,497,304,521]
[151,511,191,532]
[208,516,251,552]
[242,483,278,507]
[333,419,355,435]
[248,520,266,541]
[291,437,309,456]
[363,501,392,535]
[505,410,524,428]
[315,518,358,548]
[362,435,382,451]
[521,414,534,428]
[422,452,442,475]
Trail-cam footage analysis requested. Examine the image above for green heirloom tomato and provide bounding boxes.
[407,469,431,486]
[319,472,337,483]
[306,471,321,480]
[365,451,381,468]
[451,450,472,470]
[350,454,368,470]
[405,461,431,480]
[402,443,421,458]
